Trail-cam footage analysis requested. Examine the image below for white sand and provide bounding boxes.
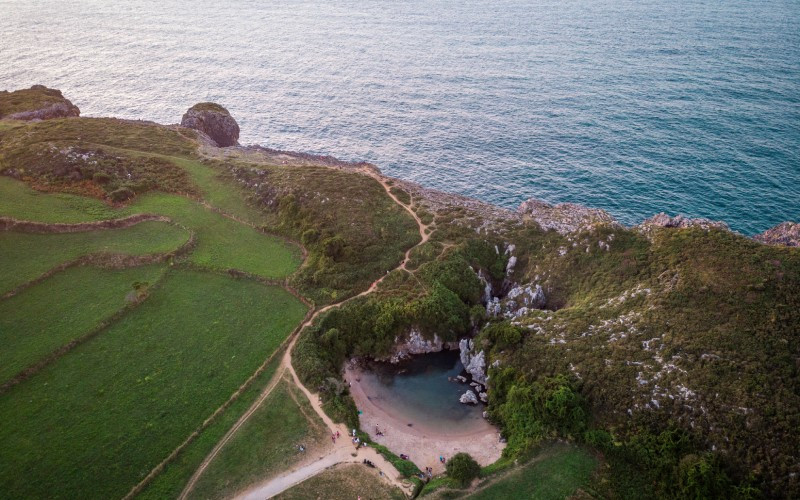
[345,366,505,474]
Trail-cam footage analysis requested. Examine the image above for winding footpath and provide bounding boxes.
[179,172,431,500]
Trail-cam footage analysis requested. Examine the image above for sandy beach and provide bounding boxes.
[345,365,505,474]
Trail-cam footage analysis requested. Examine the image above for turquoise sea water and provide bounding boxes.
[1,0,798,234]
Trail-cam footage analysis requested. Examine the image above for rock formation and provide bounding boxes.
[459,390,478,405]
[0,85,80,120]
[499,283,546,318]
[638,213,729,232]
[517,198,619,235]
[381,328,457,363]
[180,102,240,147]
[460,339,487,385]
[754,222,800,247]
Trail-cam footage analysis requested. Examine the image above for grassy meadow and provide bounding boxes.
[0,264,167,384]
[136,349,288,500]
[468,444,597,500]
[0,221,188,294]
[187,376,330,500]
[276,463,405,500]
[0,177,301,281]
[0,269,307,499]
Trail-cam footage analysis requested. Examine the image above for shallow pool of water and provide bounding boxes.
[357,350,486,435]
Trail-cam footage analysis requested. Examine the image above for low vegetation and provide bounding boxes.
[0,86,75,118]
[224,163,420,304]
[468,444,597,500]
[0,264,166,384]
[0,270,307,499]
[276,463,405,500]
[187,376,329,499]
[0,220,188,294]
[0,178,301,280]
[137,349,287,500]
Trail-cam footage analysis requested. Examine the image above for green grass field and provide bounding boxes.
[0,269,308,499]
[277,463,405,500]
[0,177,301,279]
[187,376,330,500]
[468,444,597,500]
[0,264,167,384]
[136,348,288,500]
[0,177,125,222]
[0,221,188,294]
[133,193,299,278]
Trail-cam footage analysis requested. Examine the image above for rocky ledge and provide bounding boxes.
[378,328,459,364]
[181,102,240,147]
[754,222,800,247]
[638,212,730,232]
[0,85,80,120]
[517,198,620,235]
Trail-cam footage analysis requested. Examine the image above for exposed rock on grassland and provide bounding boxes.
[638,212,729,233]
[517,198,619,235]
[180,102,240,147]
[0,85,80,120]
[754,222,800,247]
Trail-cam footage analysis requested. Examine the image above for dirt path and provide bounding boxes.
[180,172,428,499]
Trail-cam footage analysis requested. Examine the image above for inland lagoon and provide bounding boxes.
[346,350,504,473]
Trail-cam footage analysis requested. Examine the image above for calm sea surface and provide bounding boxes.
[1,0,798,234]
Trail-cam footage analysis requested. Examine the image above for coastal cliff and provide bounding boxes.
[1,86,798,497]
[0,85,80,120]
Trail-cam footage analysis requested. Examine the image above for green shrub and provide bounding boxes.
[110,187,134,202]
[446,452,481,486]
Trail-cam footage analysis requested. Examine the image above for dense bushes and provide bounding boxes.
[446,453,481,486]
[490,371,588,455]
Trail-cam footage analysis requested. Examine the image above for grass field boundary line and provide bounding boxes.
[136,165,422,499]
[0,265,172,395]
[0,213,170,233]
[194,198,308,261]
[124,304,317,500]
[1,225,196,301]
[220,171,427,500]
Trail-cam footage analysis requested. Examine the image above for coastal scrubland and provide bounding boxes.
[286,191,799,496]
[1,88,798,499]
[419,442,597,499]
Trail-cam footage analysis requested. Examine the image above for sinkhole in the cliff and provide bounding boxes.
[353,350,487,435]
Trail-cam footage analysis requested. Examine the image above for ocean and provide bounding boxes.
[1,0,798,234]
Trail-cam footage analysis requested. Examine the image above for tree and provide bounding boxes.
[446,452,481,486]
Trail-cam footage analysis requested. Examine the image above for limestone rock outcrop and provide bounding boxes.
[498,283,546,319]
[459,390,478,405]
[638,213,729,233]
[754,222,800,247]
[517,198,619,235]
[181,102,240,147]
[459,339,487,385]
[0,85,80,120]
[382,328,457,363]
